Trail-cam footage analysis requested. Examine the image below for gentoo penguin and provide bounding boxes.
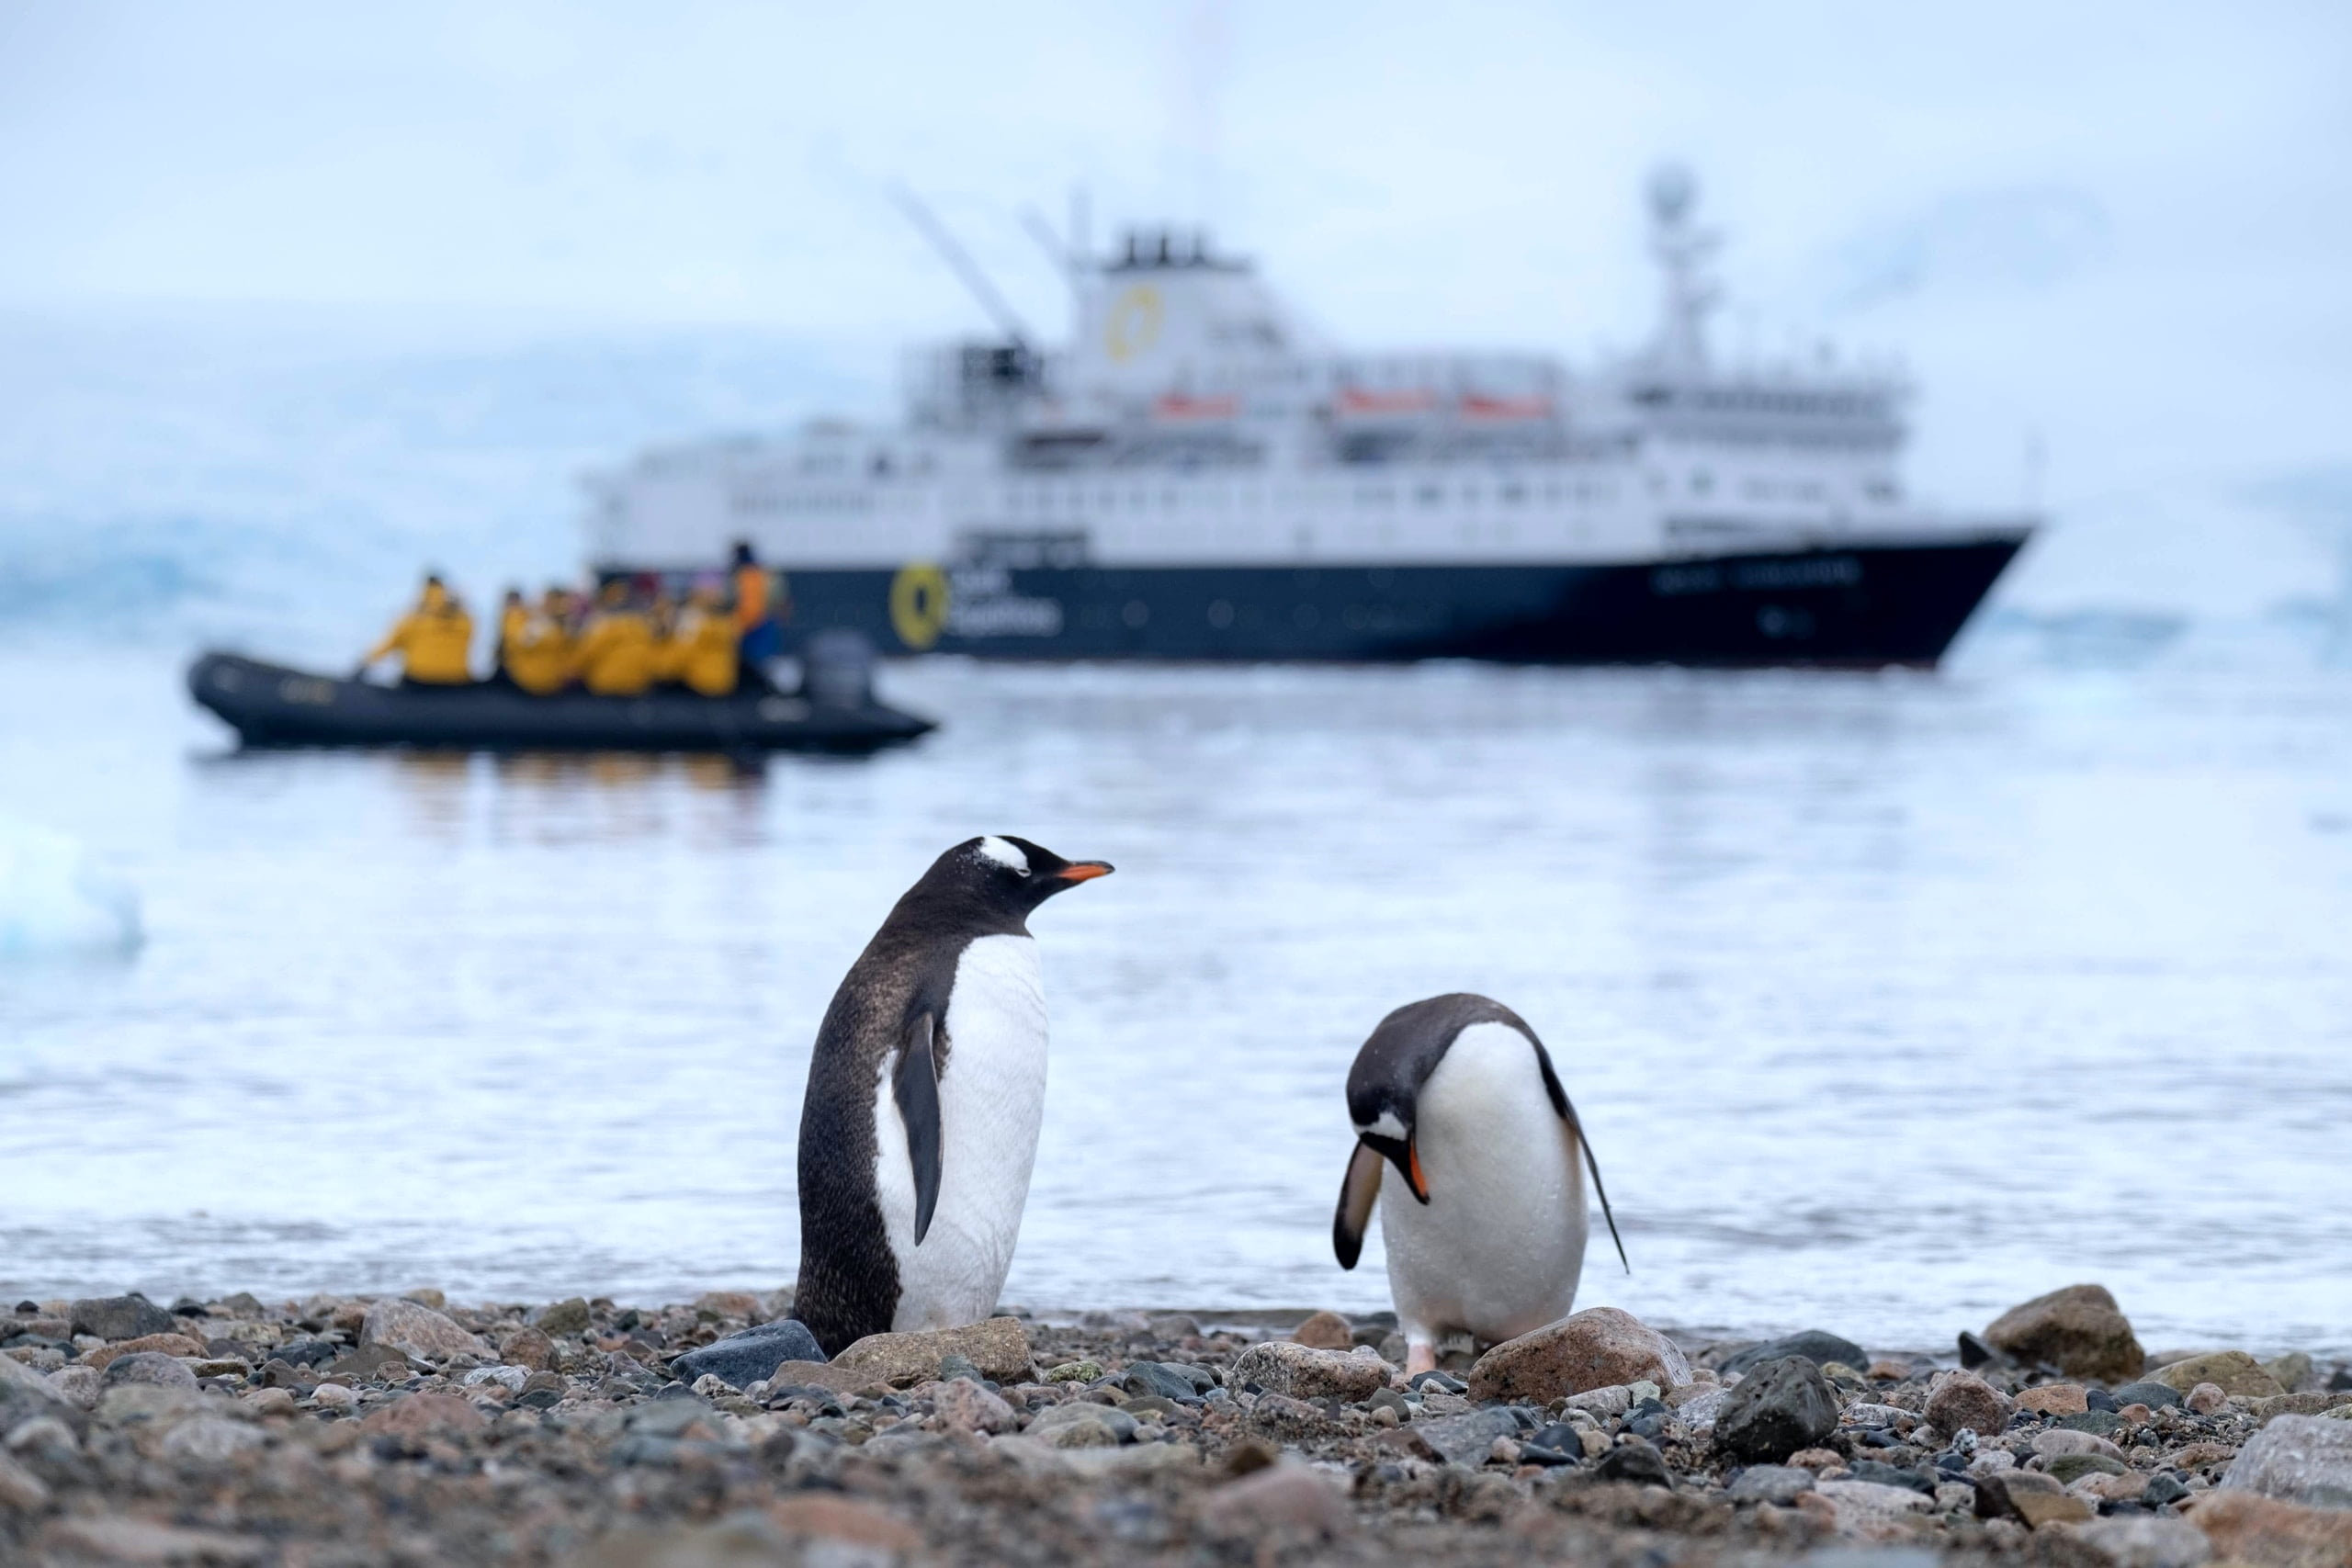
[1331,993,1626,1376]
[792,835,1111,1356]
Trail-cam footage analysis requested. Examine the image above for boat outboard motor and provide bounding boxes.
[800,628,876,710]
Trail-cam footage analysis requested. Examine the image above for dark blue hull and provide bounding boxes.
[619,534,2026,668]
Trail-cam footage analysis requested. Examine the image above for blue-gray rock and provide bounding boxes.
[937,1353,983,1384]
[1415,1407,1521,1465]
[669,1319,827,1391]
[2114,1381,2186,1410]
[1726,1463,1816,1504]
[1408,1370,1466,1394]
[70,1295,175,1342]
[102,1351,198,1390]
[2143,1472,2190,1507]
[1590,1438,1672,1486]
[2058,1409,2125,1438]
[1624,1397,1671,1438]
[1121,1361,1207,1403]
[1714,1356,1841,1463]
[1719,1331,1869,1378]
[1521,1423,1583,1466]
[1849,1459,1937,1495]
[2218,1414,2352,1508]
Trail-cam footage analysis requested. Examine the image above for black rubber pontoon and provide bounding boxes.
[187,651,934,753]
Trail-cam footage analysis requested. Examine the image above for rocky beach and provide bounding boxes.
[3,1283,2348,1566]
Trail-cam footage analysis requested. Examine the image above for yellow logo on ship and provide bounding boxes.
[1104,285,1164,363]
[889,562,951,649]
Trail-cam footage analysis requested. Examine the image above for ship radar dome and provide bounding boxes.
[1647,163,1697,224]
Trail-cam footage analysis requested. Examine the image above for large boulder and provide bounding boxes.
[1982,1284,2145,1384]
[100,1352,198,1391]
[359,1298,492,1363]
[1228,1341,1389,1403]
[670,1319,827,1391]
[2218,1415,2352,1509]
[1713,1355,1839,1463]
[2190,1492,2352,1567]
[1465,1307,1691,1404]
[2152,1351,2288,1401]
[831,1317,1034,1387]
[68,1294,176,1342]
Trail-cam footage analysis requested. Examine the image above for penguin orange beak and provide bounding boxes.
[1056,862,1114,882]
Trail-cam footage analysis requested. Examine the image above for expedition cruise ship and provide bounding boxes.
[586,170,2030,665]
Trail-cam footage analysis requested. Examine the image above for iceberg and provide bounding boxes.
[0,812,142,958]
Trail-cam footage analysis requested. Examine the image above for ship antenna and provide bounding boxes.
[889,185,1037,349]
[1646,163,1720,370]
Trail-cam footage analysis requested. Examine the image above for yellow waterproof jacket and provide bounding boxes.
[576,611,655,696]
[672,608,740,696]
[366,605,474,683]
[504,615,574,695]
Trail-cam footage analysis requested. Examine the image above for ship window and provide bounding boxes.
[1417,483,1442,505]
[1501,482,1525,503]
[1462,485,1480,504]
[1690,471,1713,496]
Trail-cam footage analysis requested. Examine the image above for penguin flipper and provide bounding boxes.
[1331,1142,1384,1269]
[1532,1043,1630,1274]
[892,1010,944,1246]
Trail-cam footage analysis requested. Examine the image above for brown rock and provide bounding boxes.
[1227,1341,1389,1402]
[1198,1460,1351,1538]
[43,1520,264,1563]
[767,1496,922,1554]
[401,1288,446,1309]
[534,1298,592,1337]
[831,1317,1034,1387]
[360,1393,487,1438]
[1788,1447,1843,1471]
[0,1450,52,1511]
[2173,1442,2241,1471]
[1984,1283,2146,1383]
[694,1291,762,1322]
[358,1298,490,1364]
[498,1327,557,1371]
[2010,1489,2096,1529]
[2017,1382,2091,1416]
[2190,1491,2352,1568]
[765,1360,895,1398]
[2152,1351,2285,1399]
[1291,1310,1353,1350]
[927,1377,1017,1435]
[1465,1307,1692,1404]
[2188,1382,2230,1415]
[1925,1370,2013,1438]
[1811,1478,1935,1539]
[83,1334,205,1370]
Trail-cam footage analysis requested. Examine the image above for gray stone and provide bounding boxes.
[1924,1370,2012,1439]
[2046,1452,2128,1483]
[2218,1413,2352,1508]
[68,1295,176,1342]
[1120,1360,1207,1403]
[669,1319,827,1390]
[1713,1355,1839,1463]
[359,1298,491,1363]
[832,1317,1034,1386]
[2150,1350,2285,1400]
[1026,1401,1136,1448]
[1228,1341,1388,1402]
[1415,1407,1521,1466]
[101,1352,198,1391]
[1718,1330,1868,1379]
[1198,1460,1351,1538]
[2075,1515,2214,1568]
[2114,1380,2184,1409]
[158,1416,266,1463]
[1727,1462,1816,1504]
[532,1298,592,1336]
[928,1378,1016,1435]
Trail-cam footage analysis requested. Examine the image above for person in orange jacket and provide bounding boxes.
[357,576,474,686]
[503,588,577,695]
[732,541,786,665]
[668,581,741,696]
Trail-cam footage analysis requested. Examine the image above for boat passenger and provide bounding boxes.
[574,582,657,696]
[671,583,741,697]
[504,590,576,696]
[732,541,786,664]
[492,589,529,686]
[357,576,475,686]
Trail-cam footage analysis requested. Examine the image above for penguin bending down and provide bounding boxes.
[792,836,1111,1356]
[1331,993,1626,1377]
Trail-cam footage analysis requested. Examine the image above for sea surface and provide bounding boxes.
[4,649,2348,1358]
[2,311,2349,1359]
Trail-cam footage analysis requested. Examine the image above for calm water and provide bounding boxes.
[4,646,2348,1358]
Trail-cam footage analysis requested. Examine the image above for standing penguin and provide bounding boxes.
[792,836,1112,1355]
[1331,993,1626,1376]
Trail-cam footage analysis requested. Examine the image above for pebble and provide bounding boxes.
[66,1295,177,1343]
[669,1317,827,1390]
[1198,1460,1351,1538]
[1290,1310,1352,1350]
[1044,1359,1103,1383]
[532,1298,591,1336]
[1464,1306,1690,1404]
[1726,1462,1817,1504]
[1414,1407,1521,1466]
[1714,1355,1841,1462]
[831,1316,1035,1386]
[1027,1401,1136,1448]
[2186,1382,2229,1415]
[100,1351,198,1390]
[2152,1350,2286,1400]
[2015,1382,2090,1416]
[311,1383,356,1411]
[1227,1341,1388,1402]
[359,1298,491,1363]
[1925,1370,2012,1439]
[1717,1329,1869,1379]
[2074,1515,2214,1568]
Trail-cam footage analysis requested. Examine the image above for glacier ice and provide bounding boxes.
[0,812,142,958]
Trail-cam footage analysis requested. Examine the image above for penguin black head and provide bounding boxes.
[921,835,1113,921]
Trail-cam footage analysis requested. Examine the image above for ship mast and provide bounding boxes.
[1646,164,1720,371]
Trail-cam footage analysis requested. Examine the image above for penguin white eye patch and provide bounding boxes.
[977,836,1030,874]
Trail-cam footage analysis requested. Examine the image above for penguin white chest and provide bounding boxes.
[872,933,1048,1331]
[1378,1021,1589,1348]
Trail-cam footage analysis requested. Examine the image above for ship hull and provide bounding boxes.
[626,533,2026,668]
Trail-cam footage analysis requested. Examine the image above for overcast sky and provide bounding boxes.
[4,0,2346,609]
